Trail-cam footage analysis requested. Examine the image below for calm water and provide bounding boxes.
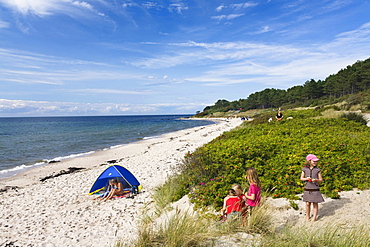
[0,115,214,179]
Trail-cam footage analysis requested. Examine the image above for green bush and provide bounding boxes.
[170,116,370,210]
[340,112,368,125]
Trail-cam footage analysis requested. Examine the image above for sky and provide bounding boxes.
[1,0,370,117]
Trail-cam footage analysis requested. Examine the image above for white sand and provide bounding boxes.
[0,118,243,247]
[266,189,370,229]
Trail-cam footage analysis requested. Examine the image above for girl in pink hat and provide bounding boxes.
[300,154,324,222]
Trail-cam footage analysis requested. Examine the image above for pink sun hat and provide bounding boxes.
[306,154,320,161]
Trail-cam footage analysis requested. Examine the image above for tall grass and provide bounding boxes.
[152,176,181,214]
[115,178,369,247]
[126,210,213,247]
[260,223,370,247]
[120,195,274,247]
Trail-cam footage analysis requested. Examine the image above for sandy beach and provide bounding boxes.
[0,118,243,247]
[1,115,370,247]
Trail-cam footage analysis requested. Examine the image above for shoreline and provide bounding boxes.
[0,116,217,182]
[0,118,243,246]
[0,118,222,185]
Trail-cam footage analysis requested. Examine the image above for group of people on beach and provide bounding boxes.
[220,167,261,221]
[94,153,324,223]
[221,154,324,222]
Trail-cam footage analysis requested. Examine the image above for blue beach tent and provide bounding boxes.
[89,164,141,195]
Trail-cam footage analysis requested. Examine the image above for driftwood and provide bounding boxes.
[39,167,85,182]
[0,186,19,193]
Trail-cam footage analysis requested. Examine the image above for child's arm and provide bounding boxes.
[117,182,123,192]
[245,193,255,200]
[221,197,228,214]
[300,171,310,181]
[312,171,323,184]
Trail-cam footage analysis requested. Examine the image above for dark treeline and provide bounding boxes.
[197,57,370,115]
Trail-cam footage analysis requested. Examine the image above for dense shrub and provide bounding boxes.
[172,117,370,210]
[340,112,368,125]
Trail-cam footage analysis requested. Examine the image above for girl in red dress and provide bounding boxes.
[221,189,242,220]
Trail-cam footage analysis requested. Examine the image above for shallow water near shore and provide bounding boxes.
[0,115,214,179]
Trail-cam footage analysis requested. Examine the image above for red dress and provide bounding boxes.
[225,196,242,214]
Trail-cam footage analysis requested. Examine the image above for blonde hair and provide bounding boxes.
[232,183,242,190]
[232,183,243,195]
[245,167,261,188]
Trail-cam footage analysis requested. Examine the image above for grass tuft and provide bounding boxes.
[260,223,370,247]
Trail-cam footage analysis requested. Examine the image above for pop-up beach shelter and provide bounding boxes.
[89,164,141,195]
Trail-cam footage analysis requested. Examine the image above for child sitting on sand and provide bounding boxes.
[94,179,124,201]
[232,183,247,215]
[102,178,124,201]
[221,189,242,220]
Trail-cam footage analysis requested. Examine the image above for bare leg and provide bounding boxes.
[93,191,109,200]
[102,189,116,201]
[305,202,311,220]
[311,203,319,222]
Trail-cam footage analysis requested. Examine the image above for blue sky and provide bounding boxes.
[1,0,370,116]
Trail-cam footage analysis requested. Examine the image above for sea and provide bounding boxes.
[0,115,214,180]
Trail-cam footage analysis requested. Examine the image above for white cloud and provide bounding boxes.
[211,14,244,21]
[320,22,370,54]
[168,3,188,14]
[252,25,271,34]
[122,2,139,8]
[71,1,93,10]
[0,0,65,16]
[323,0,354,11]
[215,5,226,12]
[71,88,153,95]
[0,20,10,29]
[230,2,258,10]
[0,99,202,116]
[142,1,163,10]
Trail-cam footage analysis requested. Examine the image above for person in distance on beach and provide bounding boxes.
[102,178,124,201]
[94,179,115,200]
[276,109,283,121]
[94,179,124,201]
[300,154,324,222]
[244,167,261,216]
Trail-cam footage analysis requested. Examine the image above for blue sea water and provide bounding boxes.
[0,115,214,179]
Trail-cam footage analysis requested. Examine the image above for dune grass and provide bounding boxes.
[115,178,370,247]
[118,194,274,247]
[114,176,370,247]
[260,223,370,247]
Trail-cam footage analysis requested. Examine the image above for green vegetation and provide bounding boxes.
[120,198,274,247]
[117,58,370,246]
[116,109,370,246]
[259,223,370,247]
[163,109,370,210]
[195,57,370,117]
